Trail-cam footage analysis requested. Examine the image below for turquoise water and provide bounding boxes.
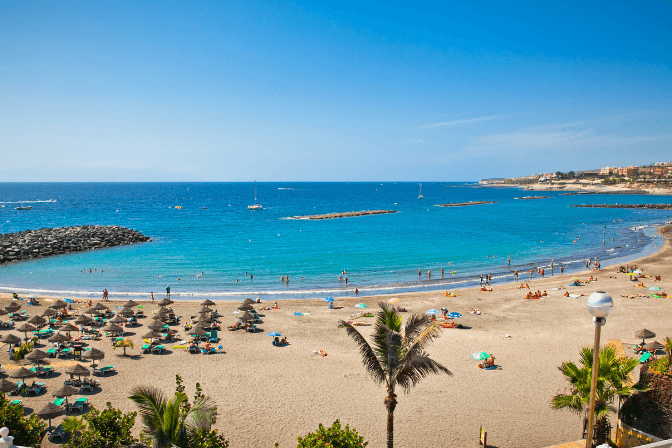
[0,182,669,301]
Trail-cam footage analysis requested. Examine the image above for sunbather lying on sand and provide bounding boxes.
[480,287,493,292]
[314,350,328,357]
[469,308,481,315]
[443,291,458,297]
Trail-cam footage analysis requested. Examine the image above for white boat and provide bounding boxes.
[418,183,424,199]
[16,205,32,210]
[248,181,263,210]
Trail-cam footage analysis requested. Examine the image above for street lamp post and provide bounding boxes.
[585,291,614,448]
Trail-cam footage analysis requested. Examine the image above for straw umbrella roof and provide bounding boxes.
[237,304,254,311]
[10,367,35,379]
[26,349,49,361]
[635,329,656,339]
[92,302,107,311]
[50,299,68,309]
[52,384,79,397]
[142,330,161,339]
[36,402,66,419]
[61,323,80,332]
[102,323,122,333]
[0,378,18,393]
[0,309,7,316]
[238,311,255,321]
[644,341,665,351]
[200,299,216,306]
[193,321,208,330]
[65,364,90,377]
[109,315,127,324]
[85,308,101,315]
[27,315,47,326]
[123,300,138,308]
[82,347,105,360]
[156,307,171,317]
[158,298,173,306]
[5,303,21,313]
[41,308,57,317]
[15,323,36,333]
[118,307,135,317]
[242,298,255,305]
[147,322,164,331]
[0,334,22,345]
[74,315,93,325]
[48,333,70,343]
[190,327,206,336]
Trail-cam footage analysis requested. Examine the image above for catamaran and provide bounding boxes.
[248,181,263,210]
[418,183,424,199]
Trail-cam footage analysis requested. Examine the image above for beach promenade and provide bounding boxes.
[1,233,670,447]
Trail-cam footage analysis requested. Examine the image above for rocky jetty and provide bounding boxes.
[514,195,550,200]
[289,210,397,220]
[0,225,151,264]
[560,190,647,195]
[571,204,672,209]
[436,201,497,207]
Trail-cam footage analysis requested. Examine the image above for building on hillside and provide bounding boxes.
[600,167,614,176]
[618,167,637,177]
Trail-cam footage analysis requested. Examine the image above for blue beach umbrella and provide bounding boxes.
[472,351,490,360]
[355,303,367,308]
[426,309,440,315]
[267,332,282,337]
[323,297,334,302]
[447,312,462,319]
[63,298,74,303]
[649,286,662,291]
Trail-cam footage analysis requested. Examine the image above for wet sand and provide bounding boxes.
[2,233,671,448]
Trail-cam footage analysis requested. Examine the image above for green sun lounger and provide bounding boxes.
[46,347,57,357]
[53,397,66,406]
[640,352,652,363]
[9,400,21,406]
[93,365,115,375]
[151,345,165,354]
[67,397,88,412]
[141,344,152,353]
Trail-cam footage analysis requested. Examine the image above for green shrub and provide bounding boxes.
[0,398,46,447]
[66,402,137,448]
[61,416,87,434]
[297,420,368,447]
[184,428,230,448]
[649,357,670,375]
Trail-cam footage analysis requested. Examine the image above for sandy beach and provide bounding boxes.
[1,232,670,448]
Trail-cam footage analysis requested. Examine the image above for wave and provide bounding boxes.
[0,200,57,204]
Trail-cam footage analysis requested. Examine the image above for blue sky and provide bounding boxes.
[1,0,670,181]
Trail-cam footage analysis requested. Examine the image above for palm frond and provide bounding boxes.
[338,320,386,384]
[129,385,167,438]
[402,313,431,342]
[186,395,218,431]
[395,355,451,392]
[551,393,585,413]
[376,302,402,332]
[163,393,186,444]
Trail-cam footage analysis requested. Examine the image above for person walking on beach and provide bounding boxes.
[514,270,518,281]
[480,274,484,287]
[530,269,533,278]
[166,285,170,299]
[560,265,564,274]
[151,292,154,303]
[441,268,444,278]
[541,268,544,277]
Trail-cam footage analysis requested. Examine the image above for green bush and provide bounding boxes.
[184,428,230,448]
[297,420,368,447]
[66,402,137,448]
[0,398,46,447]
[649,357,670,375]
[61,416,87,434]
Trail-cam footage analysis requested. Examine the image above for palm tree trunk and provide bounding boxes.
[385,391,397,448]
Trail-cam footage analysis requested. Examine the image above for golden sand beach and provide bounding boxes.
[1,232,670,447]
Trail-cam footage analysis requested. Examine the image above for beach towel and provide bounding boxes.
[568,293,583,298]
[173,345,188,349]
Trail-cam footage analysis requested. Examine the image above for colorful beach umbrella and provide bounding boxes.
[649,286,662,291]
[267,332,282,337]
[426,309,440,315]
[472,351,490,360]
[323,297,334,302]
[355,303,367,308]
[388,298,400,304]
[447,312,463,319]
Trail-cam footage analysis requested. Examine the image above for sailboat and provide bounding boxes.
[418,183,424,199]
[16,204,32,210]
[248,181,263,210]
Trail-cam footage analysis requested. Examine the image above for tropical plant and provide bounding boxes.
[297,419,368,447]
[0,397,46,446]
[113,337,135,356]
[129,375,219,448]
[648,357,670,375]
[61,415,87,434]
[66,403,137,448]
[664,336,672,365]
[551,346,649,446]
[339,302,451,448]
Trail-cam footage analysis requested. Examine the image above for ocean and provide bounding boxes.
[0,182,669,301]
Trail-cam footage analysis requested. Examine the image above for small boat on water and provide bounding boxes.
[248,181,263,210]
[16,205,32,210]
[418,183,424,199]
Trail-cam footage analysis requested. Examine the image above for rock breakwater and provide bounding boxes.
[436,201,497,207]
[289,210,397,220]
[571,204,672,209]
[0,225,151,264]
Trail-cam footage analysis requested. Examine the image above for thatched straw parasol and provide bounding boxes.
[200,299,216,307]
[41,308,57,317]
[102,323,122,333]
[65,364,90,379]
[26,349,49,367]
[61,323,80,333]
[147,322,164,331]
[92,302,107,311]
[10,367,35,379]
[190,327,206,337]
[644,341,665,352]
[50,300,68,310]
[84,308,101,315]
[1,334,22,345]
[0,378,18,395]
[48,333,69,343]
[158,298,173,306]
[5,303,21,313]
[237,304,254,311]
[52,384,79,404]
[27,315,47,327]
[82,347,105,367]
[0,309,7,317]
[142,330,161,339]
[123,300,138,308]
[118,307,135,317]
[242,298,255,306]
[635,329,657,345]
[156,308,171,317]
[109,315,127,324]
[36,402,66,429]
[15,323,36,341]
[238,311,255,322]
[74,315,93,325]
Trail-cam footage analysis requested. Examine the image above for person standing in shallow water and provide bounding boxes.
[166,285,170,298]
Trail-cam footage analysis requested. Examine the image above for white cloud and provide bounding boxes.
[417,115,501,130]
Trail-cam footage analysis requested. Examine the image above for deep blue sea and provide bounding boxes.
[0,182,670,301]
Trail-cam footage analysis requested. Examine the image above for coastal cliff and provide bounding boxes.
[0,225,151,264]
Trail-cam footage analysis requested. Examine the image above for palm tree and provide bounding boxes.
[129,385,217,448]
[664,336,672,366]
[339,302,451,448]
[113,338,135,356]
[551,345,649,445]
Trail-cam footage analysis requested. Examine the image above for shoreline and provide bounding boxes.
[1,229,670,447]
